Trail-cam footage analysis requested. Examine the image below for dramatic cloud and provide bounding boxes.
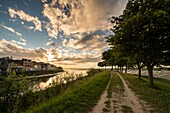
[0,24,22,36]
[8,8,42,31]
[62,30,109,51]
[0,0,128,68]
[42,0,127,37]
[0,39,47,61]
[0,39,101,67]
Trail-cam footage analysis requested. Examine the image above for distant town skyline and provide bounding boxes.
[0,0,127,68]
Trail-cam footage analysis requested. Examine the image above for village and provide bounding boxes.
[0,57,62,75]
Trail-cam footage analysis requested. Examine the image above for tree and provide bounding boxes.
[107,0,170,86]
[102,49,115,70]
[0,65,29,113]
[97,62,104,69]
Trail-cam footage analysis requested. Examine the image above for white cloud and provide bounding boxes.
[46,40,56,47]
[27,26,34,30]
[11,40,26,46]
[0,24,22,36]
[21,21,24,24]
[0,39,47,62]
[8,8,42,31]
[42,0,127,37]
[19,38,27,42]
[41,0,48,3]
[0,39,102,68]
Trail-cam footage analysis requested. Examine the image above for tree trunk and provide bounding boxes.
[125,63,128,73]
[138,67,141,79]
[147,65,154,87]
[122,66,124,72]
[111,65,113,70]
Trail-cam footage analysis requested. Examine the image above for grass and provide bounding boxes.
[107,72,124,98]
[102,107,110,112]
[105,100,111,108]
[121,105,134,113]
[121,73,170,113]
[104,72,124,111]
[25,70,110,113]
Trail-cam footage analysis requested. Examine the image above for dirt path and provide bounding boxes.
[90,72,153,113]
[116,73,146,113]
[90,72,112,113]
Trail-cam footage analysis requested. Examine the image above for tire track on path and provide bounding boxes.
[90,72,112,113]
[116,73,148,113]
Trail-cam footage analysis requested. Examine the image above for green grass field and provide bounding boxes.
[25,70,110,113]
[121,73,170,113]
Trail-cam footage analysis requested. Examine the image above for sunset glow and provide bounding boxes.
[0,0,127,68]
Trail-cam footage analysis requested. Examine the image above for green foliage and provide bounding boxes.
[25,71,110,113]
[121,73,170,113]
[86,68,103,76]
[0,73,30,113]
[102,107,110,112]
[107,0,170,86]
[0,68,104,113]
[121,105,134,113]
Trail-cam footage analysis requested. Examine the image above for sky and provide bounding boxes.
[0,0,127,68]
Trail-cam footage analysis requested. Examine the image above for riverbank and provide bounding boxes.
[24,70,110,113]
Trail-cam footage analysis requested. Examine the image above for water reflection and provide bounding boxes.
[127,69,170,80]
[33,69,88,91]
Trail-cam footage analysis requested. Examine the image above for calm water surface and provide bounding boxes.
[127,69,170,80]
[33,68,89,91]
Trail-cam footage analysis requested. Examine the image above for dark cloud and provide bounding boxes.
[62,57,100,64]
[76,30,110,45]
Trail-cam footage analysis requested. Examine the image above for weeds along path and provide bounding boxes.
[90,72,112,113]
[116,73,150,113]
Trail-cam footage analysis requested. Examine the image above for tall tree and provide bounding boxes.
[107,0,170,86]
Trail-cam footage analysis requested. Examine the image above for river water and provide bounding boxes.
[33,69,170,91]
[127,69,170,80]
[33,68,88,91]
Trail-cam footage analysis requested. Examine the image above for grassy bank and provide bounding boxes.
[25,70,110,113]
[121,73,170,113]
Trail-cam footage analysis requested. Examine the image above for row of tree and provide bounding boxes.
[98,0,170,87]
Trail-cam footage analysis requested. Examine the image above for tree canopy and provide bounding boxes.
[102,0,170,86]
